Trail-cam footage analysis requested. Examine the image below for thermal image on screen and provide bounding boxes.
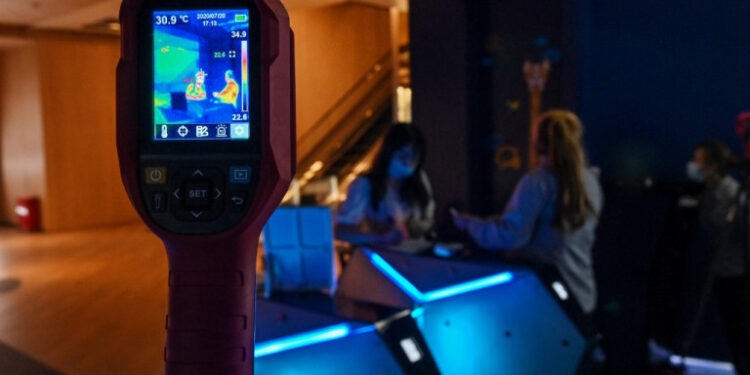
[153,9,251,141]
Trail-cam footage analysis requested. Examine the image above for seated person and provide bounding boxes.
[336,123,435,245]
[185,69,207,101]
[452,109,603,314]
[213,70,239,107]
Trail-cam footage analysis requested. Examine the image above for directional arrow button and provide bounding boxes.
[191,211,203,218]
[172,188,181,200]
[215,188,222,199]
[192,169,204,177]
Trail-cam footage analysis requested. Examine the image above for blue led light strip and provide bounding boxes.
[366,251,424,300]
[423,272,514,301]
[255,323,374,358]
[669,355,736,372]
[365,250,514,303]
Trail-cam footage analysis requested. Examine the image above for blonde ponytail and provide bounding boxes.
[536,109,594,230]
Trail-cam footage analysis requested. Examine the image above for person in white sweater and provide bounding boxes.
[453,109,603,314]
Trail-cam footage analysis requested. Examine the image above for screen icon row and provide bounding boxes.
[157,123,250,140]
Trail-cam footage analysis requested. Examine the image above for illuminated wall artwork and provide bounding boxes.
[494,146,522,171]
[522,58,550,170]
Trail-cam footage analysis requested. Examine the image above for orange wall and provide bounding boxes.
[0,46,46,225]
[290,4,391,139]
[36,33,137,231]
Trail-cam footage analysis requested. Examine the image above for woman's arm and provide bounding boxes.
[335,177,404,245]
[401,171,437,237]
[453,173,548,250]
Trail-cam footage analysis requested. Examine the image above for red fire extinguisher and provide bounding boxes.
[15,197,40,231]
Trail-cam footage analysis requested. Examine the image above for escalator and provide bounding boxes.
[296,52,393,179]
[292,41,412,205]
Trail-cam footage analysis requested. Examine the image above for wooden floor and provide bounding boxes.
[0,224,168,375]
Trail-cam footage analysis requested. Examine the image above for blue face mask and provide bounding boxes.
[686,161,705,182]
[389,159,416,179]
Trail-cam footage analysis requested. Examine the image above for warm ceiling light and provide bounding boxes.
[106,22,121,31]
[310,161,324,172]
[84,18,120,32]
[353,163,369,174]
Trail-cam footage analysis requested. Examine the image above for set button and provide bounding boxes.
[184,180,212,210]
[167,167,225,222]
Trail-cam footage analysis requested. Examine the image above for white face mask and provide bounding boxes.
[389,159,416,179]
[686,161,705,182]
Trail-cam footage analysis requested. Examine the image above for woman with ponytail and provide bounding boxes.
[452,109,603,313]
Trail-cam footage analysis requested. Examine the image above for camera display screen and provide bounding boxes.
[152,9,251,141]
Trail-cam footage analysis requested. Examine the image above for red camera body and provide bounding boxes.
[117,0,295,373]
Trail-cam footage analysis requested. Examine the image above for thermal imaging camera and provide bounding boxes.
[116,0,294,373]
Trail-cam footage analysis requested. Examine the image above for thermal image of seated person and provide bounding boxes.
[213,70,239,107]
[185,69,207,101]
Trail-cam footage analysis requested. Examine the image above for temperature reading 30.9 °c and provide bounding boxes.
[155,14,189,25]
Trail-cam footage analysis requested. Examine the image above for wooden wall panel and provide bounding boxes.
[290,4,391,139]
[36,33,137,231]
[0,46,46,225]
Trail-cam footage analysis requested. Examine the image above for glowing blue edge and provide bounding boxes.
[365,250,514,303]
[669,355,735,372]
[255,323,376,358]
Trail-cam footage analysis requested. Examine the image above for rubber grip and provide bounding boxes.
[163,237,257,375]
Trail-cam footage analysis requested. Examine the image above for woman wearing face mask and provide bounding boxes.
[452,109,603,314]
[336,123,435,245]
[687,140,750,375]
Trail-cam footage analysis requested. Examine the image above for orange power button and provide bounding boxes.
[145,167,167,185]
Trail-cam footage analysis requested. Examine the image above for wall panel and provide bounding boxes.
[0,46,46,225]
[36,33,137,231]
[290,4,391,139]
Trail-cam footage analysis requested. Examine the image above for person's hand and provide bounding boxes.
[450,208,473,231]
[378,228,405,245]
